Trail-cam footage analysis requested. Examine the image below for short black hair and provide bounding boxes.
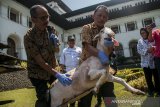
[68,35,75,41]
[140,28,149,36]
[30,5,45,18]
[94,5,108,14]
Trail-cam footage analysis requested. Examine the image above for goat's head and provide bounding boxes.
[93,27,119,55]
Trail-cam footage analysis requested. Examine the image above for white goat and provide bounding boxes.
[50,27,145,107]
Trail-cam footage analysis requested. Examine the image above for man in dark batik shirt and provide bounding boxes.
[24,5,72,107]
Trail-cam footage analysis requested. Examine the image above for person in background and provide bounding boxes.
[78,5,117,107]
[59,35,82,107]
[24,5,72,107]
[60,35,82,72]
[137,28,160,96]
[147,23,160,91]
[47,26,60,52]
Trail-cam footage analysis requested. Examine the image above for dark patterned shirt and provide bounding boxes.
[24,27,56,80]
[80,22,100,61]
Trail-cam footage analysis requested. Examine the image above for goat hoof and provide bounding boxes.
[138,90,145,95]
[92,88,99,95]
[92,90,97,95]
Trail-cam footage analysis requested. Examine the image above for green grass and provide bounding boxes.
[114,83,146,107]
[0,88,36,107]
[0,83,148,107]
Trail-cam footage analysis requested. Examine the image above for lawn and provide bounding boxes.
[0,88,36,107]
[0,83,151,107]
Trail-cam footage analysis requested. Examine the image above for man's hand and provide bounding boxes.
[98,51,109,65]
[146,25,152,34]
[147,46,155,53]
[50,34,60,47]
[55,73,72,86]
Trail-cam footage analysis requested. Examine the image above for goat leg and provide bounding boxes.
[109,74,145,95]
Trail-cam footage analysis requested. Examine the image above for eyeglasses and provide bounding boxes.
[35,15,50,21]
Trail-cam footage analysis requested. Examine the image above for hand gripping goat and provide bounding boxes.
[50,27,145,107]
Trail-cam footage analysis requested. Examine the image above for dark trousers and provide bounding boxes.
[78,92,93,107]
[30,78,50,107]
[70,102,76,107]
[155,57,160,86]
[96,91,102,104]
[78,82,117,107]
[143,67,160,95]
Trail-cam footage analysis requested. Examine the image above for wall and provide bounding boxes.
[65,9,160,57]
[0,0,65,60]
[106,9,160,57]
[0,0,160,60]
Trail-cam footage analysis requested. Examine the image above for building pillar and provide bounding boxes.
[120,24,126,33]
[137,20,143,29]
[155,16,160,28]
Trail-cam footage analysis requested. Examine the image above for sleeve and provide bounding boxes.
[137,40,148,56]
[152,29,160,40]
[152,30,156,40]
[24,35,40,58]
[59,49,65,65]
[81,25,92,44]
[79,47,82,54]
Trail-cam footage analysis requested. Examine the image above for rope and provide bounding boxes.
[57,88,93,107]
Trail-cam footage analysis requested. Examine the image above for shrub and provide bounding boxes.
[131,68,143,73]
[128,76,147,92]
[116,56,127,65]
[116,69,133,78]
[126,72,144,82]
[20,60,27,69]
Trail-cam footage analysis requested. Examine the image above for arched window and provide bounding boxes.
[7,38,16,57]
[114,43,124,57]
[129,40,138,57]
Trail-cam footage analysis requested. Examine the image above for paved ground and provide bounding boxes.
[0,70,33,92]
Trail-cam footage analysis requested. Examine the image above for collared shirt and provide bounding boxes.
[24,27,56,80]
[60,46,82,72]
[80,22,100,61]
[137,38,155,69]
[152,29,160,57]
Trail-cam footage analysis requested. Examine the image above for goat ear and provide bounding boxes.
[93,34,100,41]
[112,37,119,46]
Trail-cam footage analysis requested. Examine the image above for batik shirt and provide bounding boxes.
[137,38,155,69]
[24,27,56,80]
[80,22,100,61]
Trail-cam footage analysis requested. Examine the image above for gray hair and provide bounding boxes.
[94,5,108,14]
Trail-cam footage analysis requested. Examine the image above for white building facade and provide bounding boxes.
[0,0,160,60]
